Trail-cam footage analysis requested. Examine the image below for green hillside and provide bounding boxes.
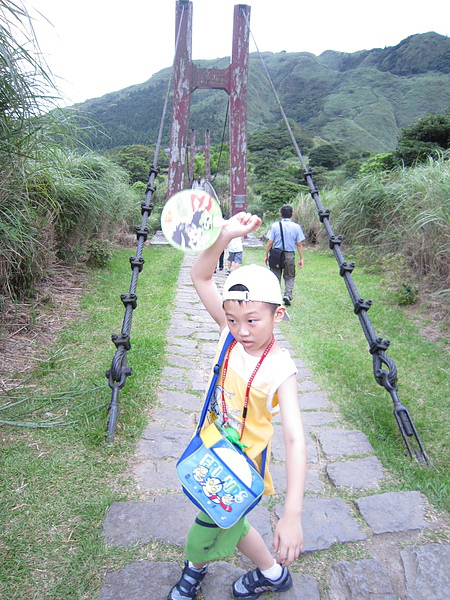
[72,32,450,154]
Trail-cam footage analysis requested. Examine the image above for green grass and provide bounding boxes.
[0,246,183,599]
[1,243,449,598]
[244,246,450,513]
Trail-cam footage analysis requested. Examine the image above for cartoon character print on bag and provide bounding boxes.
[192,463,235,512]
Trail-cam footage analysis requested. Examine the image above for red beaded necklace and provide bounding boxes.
[220,335,275,440]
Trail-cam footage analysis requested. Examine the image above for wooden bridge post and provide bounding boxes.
[189,128,195,185]
[167,1,250,214]
[229,4,250,214]
[168,0,193,197]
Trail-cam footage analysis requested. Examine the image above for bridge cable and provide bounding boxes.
[212,99,230,183]
[247,19,430,466]
[105,8,186,443]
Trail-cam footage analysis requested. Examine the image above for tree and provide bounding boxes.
[248,120,313,154]
[359,153,397,174]
[106,145,168,182]
[308,143,345,170]
[395,110,450,165]
[260,177,302,214]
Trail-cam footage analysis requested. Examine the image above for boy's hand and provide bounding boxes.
[273,514,303,567]
[221,212,261,241]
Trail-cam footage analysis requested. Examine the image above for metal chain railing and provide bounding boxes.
[105,166,159,443]
[304,173,430,464]
[248,20,430,465]
[105,4,187,443]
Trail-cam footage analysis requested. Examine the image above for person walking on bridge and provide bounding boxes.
[264,205,305,306]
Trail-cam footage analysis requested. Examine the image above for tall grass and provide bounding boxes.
[0,247,183,599]
[1,149,141,298]
[320,152,450,294]
[0,2,143,301]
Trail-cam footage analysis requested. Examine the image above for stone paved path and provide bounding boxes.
[99,242,450,600]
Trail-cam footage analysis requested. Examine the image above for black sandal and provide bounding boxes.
[232,567,292,599]
[167,561,207,600]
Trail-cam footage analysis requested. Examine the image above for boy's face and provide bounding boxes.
[223,300,285,356]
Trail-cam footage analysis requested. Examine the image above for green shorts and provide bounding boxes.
[185,512,251,563]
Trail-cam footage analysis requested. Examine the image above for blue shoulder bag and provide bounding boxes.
[176,332,266,529]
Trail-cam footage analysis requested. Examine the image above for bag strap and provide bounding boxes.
[279,221,285,251]
[196,331,235,433]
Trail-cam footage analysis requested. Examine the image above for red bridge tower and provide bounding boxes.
[167,0,251,215]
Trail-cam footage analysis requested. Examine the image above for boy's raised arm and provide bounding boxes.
[190,212,261,329]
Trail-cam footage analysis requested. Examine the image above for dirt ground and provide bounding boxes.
[0,264,90,394]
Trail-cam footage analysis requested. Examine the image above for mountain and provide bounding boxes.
[72,32,450,155]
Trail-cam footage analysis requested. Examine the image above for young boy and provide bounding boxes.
[168,212,306,600]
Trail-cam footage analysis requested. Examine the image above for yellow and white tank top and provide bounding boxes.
[206,327,297,494]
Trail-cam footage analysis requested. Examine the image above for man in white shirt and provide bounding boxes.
[264,205,305,306]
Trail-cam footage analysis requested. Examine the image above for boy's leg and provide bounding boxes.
[236,526,274,570]
[169,513,250,599]
[233,526,292,599]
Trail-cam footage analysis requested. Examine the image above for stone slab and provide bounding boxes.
[356,491,429,534]
[329,559,396,599]
[318,429,374,460]
[98,561,181,600]
[301,411,337,428]
[166,337,198,349]
[151,407,197,426]
[297,380,320,392]
[327,456,385,489]
[298,391,330,409]
[271,426,318,464]
[297,367,313,379]
[275,497,367,551]
[166,326,196,338]
[271,464,323,494]
[293,357,308,369]
[196,331,221,341]
[246,504,273,550]
[159,376,190,391]
[202,562,245,600]
[132,459,179,491]
[401,543,450,600]
[138,425,193,459]
[158,389,201,410]
[103,496,198,547]
[166,354,197,369]
[165,344,197,356]
[162,365,186,378]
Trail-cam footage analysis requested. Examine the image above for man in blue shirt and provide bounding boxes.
[264,205,305,306]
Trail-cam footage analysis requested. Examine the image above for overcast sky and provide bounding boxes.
[28,0,450,105]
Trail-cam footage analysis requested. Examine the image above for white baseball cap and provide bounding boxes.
[222,264,283,305]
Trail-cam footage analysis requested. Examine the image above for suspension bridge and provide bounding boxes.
[99,2,450,597]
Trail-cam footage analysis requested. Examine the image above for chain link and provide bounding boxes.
[304,168,430,466]
[105,167,159,443]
